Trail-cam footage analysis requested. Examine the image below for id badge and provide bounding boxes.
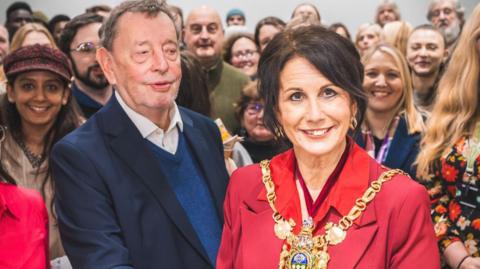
[456,179,480,209]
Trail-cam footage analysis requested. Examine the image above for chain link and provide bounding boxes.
[260,159,406,248]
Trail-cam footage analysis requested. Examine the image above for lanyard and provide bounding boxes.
[465,122,480,177]
[364,116,399,164]
[295,139,350,217]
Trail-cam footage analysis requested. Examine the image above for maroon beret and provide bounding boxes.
[3,44,72,83]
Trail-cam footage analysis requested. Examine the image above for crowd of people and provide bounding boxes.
[0,0,479,268]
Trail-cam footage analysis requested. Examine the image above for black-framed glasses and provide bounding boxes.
[70,42,100,53]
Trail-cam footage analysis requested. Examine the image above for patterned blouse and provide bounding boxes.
[421,137,480,257]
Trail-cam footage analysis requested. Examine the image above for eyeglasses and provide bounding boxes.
[245,102,264,115]
[70,42,101,53]
[233,49,258,59]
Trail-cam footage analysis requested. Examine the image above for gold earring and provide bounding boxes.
[350,117,358,129]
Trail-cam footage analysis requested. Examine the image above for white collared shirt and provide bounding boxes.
[116,92,183,154]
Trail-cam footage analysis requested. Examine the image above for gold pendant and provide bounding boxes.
[282,218,329,269]
[275,218,295,240]
[324,222,346,245]
[315,251,330,269]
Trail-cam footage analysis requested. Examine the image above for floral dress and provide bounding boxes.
[421,137,480,259]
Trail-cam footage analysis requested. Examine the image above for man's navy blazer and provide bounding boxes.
[51,95,229,269]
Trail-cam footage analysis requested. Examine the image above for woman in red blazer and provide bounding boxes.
[217,26,440,269]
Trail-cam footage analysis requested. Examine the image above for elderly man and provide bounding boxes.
[58,13,112,118]
[427,0,464,50]
[51,0,229,268]
[375,0,401,27]
[184,6,249,133]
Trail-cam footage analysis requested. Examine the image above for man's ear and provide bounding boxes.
[96,47,117,85]
[442,48,449,63]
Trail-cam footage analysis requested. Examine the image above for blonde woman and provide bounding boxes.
[354,44,425,179]
[416,4,480,269]
[382,21,413,56]
[10,23,56,52]
[355,23,382,56]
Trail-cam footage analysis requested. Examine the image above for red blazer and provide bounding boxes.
[0,182,49,269]
[217,143,440,269]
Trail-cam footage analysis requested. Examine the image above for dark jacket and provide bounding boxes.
[51,95,229,269]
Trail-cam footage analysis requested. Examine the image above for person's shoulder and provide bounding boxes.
[179,106,218,131]
[0,183,46,218]
[53,114,104,154]
[229,163,263,193]
[222,61,250,83]
[374,165,429,208]
[179,106,212,123]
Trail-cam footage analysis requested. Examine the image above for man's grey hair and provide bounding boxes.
[375,0,402,24]
[426,0,465,24]
[99,0,178,51]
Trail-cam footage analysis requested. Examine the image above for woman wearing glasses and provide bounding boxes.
[223,33,260,80]
[235,81,288,163]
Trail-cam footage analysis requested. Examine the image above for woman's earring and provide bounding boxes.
[350,117,358,129]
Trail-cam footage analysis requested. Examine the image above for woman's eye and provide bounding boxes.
[45,84,60,92]
[21,83,35,90]
[289,92,303,101]
[323,87,337,97]
[366,71,378,78]
[387,72,399,79]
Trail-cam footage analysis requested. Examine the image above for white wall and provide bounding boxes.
[1,0,478,38]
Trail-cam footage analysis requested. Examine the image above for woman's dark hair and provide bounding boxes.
[254,16,286,48]
[328,22,352,41]
[48,14,71,34]
[223,33,258,64]
[235,81,261,122]
[177,51,211,117]
[0,125,15,185]
[258,25,367,139]
[1,77,82,197]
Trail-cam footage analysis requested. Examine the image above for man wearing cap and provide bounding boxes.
[58,13,111,118]
[184,6,249,133]
[51,0,229,268]
[226,8,245,26]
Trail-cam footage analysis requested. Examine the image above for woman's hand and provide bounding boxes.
[444,242,480,269]
[460,257,480,269]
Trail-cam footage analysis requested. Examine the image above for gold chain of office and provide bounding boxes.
[259,160,406,269]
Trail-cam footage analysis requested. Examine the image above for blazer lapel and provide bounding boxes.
[99,97,211,265]
[180,110,228,221]
[328,206,378,268]
[384,117,417,169]
[329,155,380,268]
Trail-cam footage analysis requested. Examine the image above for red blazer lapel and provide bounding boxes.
[256,149,304,232]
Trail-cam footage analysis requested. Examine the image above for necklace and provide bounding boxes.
[260,159,405,269]
[16,139,45,168]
